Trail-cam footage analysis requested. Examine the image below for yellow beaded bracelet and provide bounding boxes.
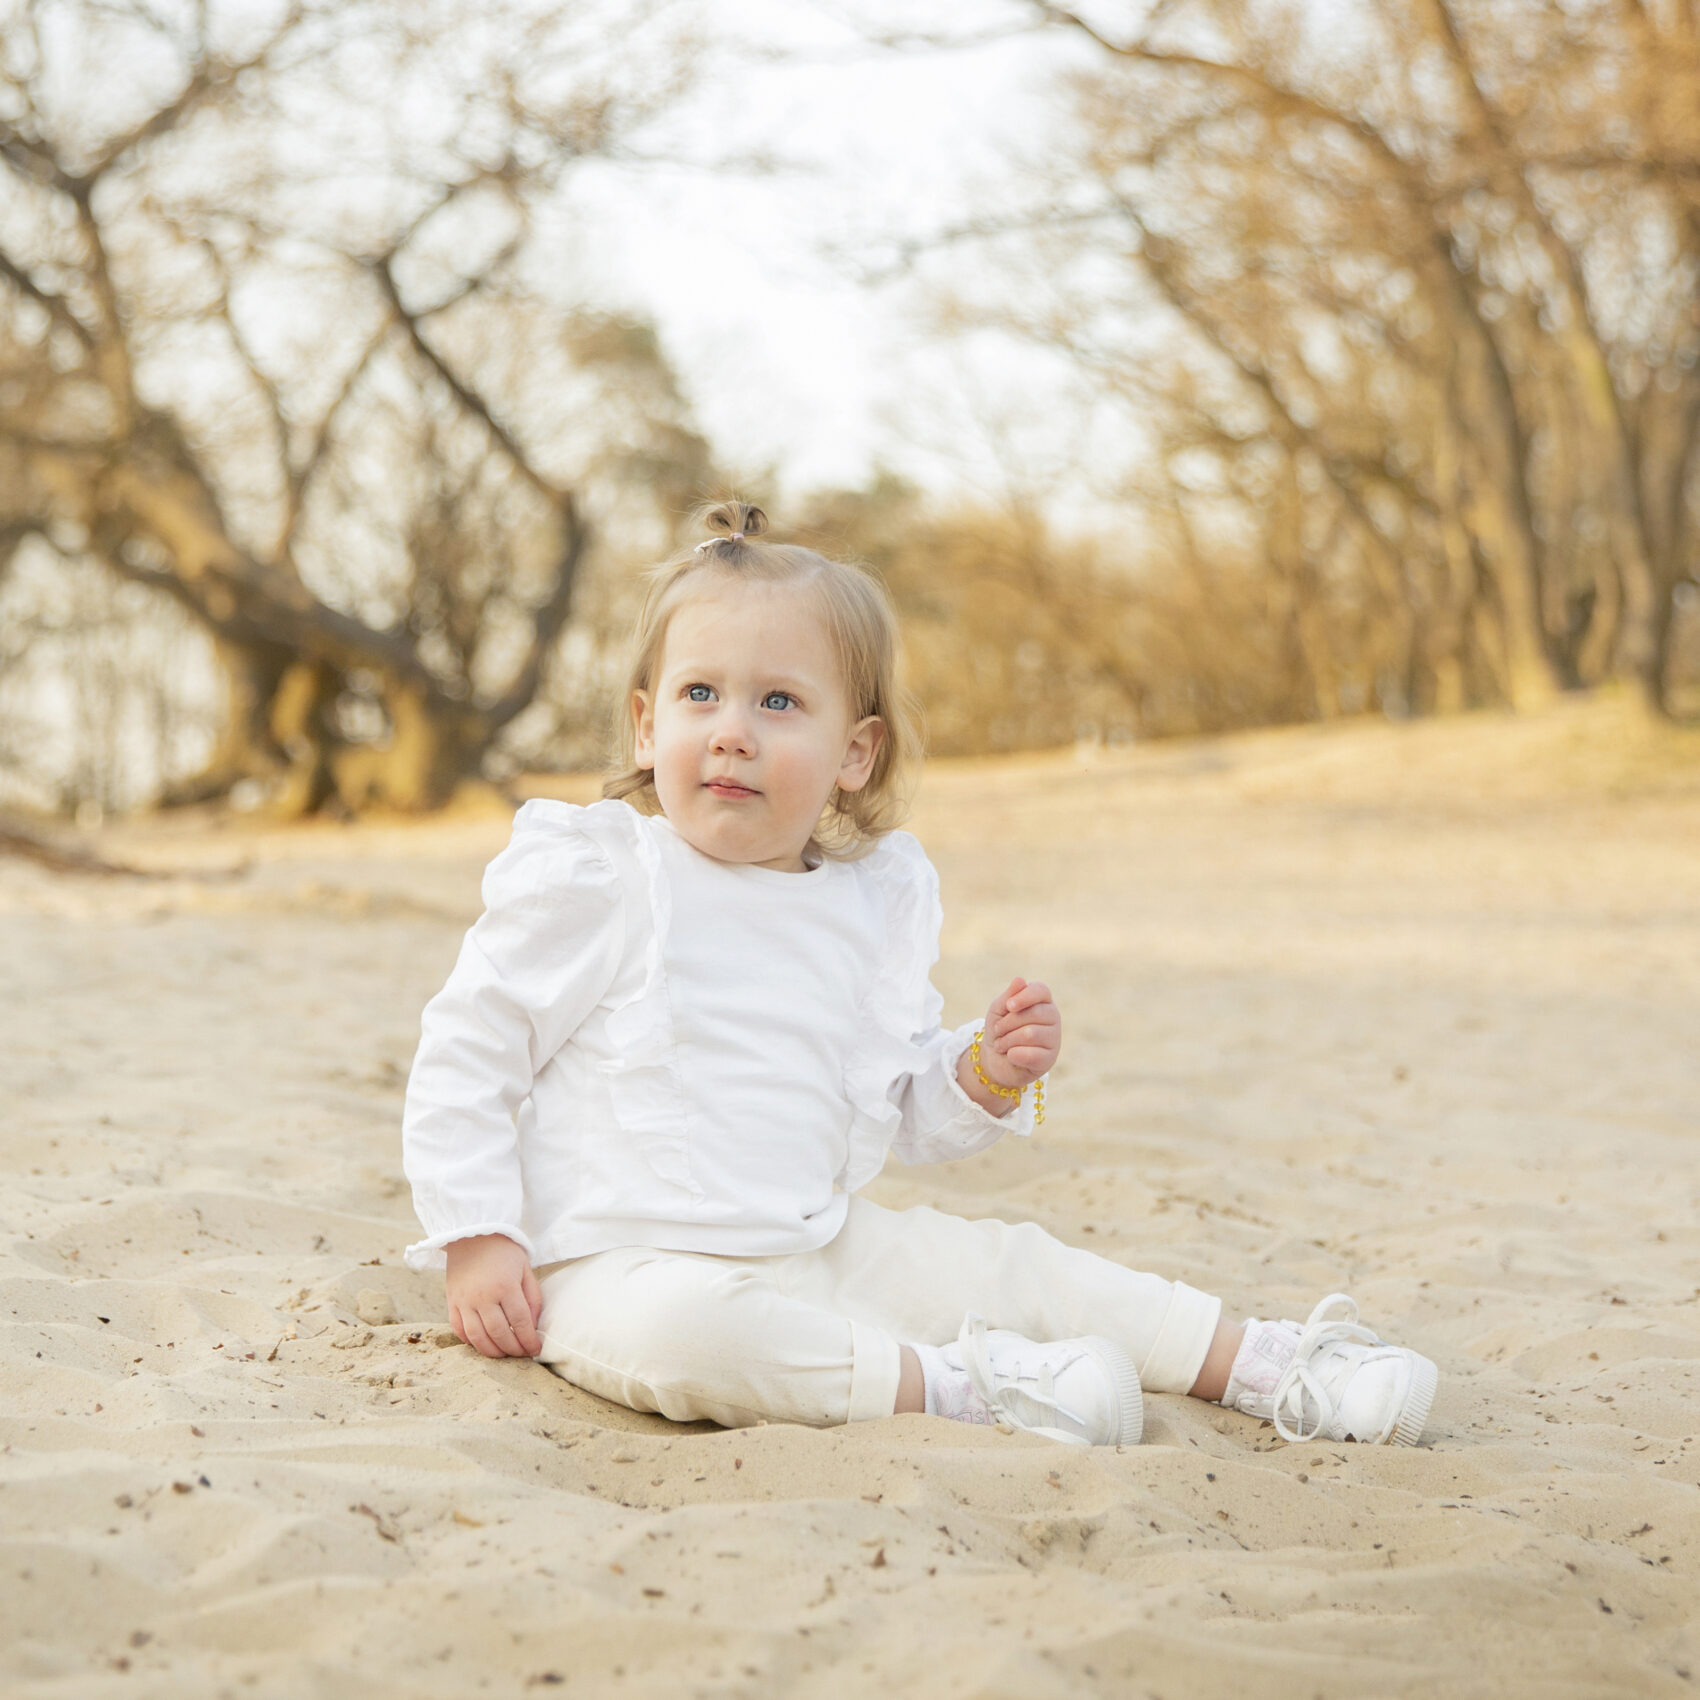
[969,1028,1046,1125]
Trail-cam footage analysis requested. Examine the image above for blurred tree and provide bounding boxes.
[0,0,714,815]
[795,474,1325,747]
[894,0,1700,719]
[794,476,1148,752]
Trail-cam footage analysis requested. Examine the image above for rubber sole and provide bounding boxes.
[1084,1335,1144,1446]
[1392,1351,1439,1446]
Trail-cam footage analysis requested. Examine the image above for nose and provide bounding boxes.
[708,703,756,757]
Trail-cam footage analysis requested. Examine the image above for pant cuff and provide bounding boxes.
[846,1320,903,1421]
[1140,1281,1224,1395]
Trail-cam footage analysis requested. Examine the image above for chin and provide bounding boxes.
[680,817,759,862]
[716,826,803,868]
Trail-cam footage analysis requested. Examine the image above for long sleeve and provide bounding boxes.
[402,803,625,1270]
[861,833,1037,1170]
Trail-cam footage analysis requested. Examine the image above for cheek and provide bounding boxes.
[651,704,692,750]
[770,732,844,795]
[646,713,696,782]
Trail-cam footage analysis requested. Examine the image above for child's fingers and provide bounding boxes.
[478,1303,526,1358]
[992,1020,1054,1060]
[459,1306,499,1358]
[992,998,1057,1033]
[992,1007,1059,1045]
[522,1264,544,1329]
[1003,980,1051,1015]
[504,1293,542,1357]
[1006,1043,1054,1070]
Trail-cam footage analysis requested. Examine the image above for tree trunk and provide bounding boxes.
[1643,587,1677,719]
[159,640,490,817]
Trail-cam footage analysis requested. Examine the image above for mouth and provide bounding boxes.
[704,778,760,800]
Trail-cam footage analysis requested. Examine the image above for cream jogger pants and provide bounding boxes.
[535,1196,1223,1429]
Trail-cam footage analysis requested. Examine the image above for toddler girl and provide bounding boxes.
[402,503,1438,1448]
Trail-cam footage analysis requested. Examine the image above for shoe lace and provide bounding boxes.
[955,1312,1089,1441]
[1268,1293,1380,1443]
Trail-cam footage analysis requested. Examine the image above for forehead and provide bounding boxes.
[658,575,839,679]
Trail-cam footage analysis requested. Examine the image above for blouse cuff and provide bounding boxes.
[403,1221,539,1273]
[939,1020,1038,1139]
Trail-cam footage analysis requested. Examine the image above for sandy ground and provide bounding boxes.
[3,692,1699,1699]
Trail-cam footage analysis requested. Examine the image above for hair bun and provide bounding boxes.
[699,501,769,544]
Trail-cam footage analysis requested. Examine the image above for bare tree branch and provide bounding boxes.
[0,246,97,348]
[277,320,396,562]
[370,252,569,509]
[79,2,307,183]
[3,0,706,812]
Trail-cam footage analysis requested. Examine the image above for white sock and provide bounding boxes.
[1221,1317,1300,1410]
[910,1341,952,1416]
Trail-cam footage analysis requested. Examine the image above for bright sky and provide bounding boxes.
[555,1,1097,504]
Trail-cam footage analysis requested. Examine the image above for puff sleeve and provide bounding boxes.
[402,801,624,1269]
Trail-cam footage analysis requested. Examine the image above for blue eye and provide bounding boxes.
[762,692,795,711]
[686,684,714,703]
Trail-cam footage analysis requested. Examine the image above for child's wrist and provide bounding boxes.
[445,1231,524,1265]
[956,1047,1013,1113]
[961,1030,1048,1123]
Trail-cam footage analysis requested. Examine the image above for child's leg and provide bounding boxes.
[889,1320,1245,1412]
[813,1202,1435,1445]
[789,1197,1224,1399]
[1186,1317,1247,1402]
[535,1243,903,1428]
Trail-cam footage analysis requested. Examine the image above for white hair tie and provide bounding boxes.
[694,532,746,551]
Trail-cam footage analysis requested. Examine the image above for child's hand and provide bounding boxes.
[982,976,1061,1084]
[958,976,1061,1112]
[444,1233,543,1358]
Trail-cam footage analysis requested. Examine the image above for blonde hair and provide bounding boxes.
[603,501,921,857]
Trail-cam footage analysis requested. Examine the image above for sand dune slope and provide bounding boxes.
[3,700,1698,1698]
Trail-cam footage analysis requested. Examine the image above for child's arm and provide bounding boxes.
[402,805,624,1354]
[884,975,1060,1166]
[860,835,1057,1167]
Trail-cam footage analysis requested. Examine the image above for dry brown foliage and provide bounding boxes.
[909,0,1700,723]
[792,478,1364,753]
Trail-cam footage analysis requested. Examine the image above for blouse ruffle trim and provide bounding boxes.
[571,801,704,1203]
[839,830,949,1191]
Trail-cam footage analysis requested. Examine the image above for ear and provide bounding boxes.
[631,690,656,770]
[836,715,885,794]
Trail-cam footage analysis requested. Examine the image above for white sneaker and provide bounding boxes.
[1226,1294,1437,1445]
[929,1313,1143,1447]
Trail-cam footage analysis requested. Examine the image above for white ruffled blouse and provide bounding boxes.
[402,799,1033,1270]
